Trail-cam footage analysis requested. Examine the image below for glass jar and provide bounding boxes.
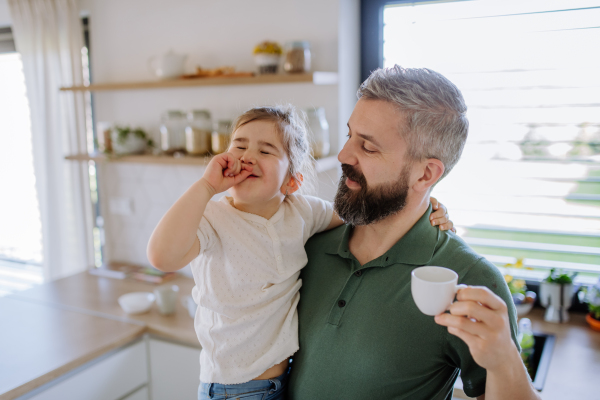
[211,120,232,154]
[160,110,187,154]
[283,41,311,73]
[306,107,330,159]
[185,110,212,156]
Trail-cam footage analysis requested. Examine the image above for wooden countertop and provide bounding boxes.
[0,296,145,400]
[528,307,600,400]
[10,271,199,346]
[2,271,199,400]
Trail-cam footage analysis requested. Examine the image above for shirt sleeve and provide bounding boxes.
[294,195,334,237]
[196,201,218,255]
[443,257,520,399]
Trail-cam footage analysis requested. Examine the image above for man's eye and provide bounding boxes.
[363,146,376,154]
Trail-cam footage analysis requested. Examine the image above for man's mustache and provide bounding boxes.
[341,164,367,187]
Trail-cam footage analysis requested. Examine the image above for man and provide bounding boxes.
[288,66,540,400]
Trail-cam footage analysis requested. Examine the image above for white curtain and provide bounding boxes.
[8,0,94,280]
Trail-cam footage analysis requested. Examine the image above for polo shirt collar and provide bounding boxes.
[325,204,438,267]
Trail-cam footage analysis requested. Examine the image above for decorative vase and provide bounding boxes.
[586,313,600,331]
[539,281,573,323]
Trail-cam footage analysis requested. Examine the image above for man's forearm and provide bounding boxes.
[483,348,541,400]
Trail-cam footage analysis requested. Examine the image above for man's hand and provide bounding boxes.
[201,152,253,195]
[435,286,540,400]
[434,286,517,370]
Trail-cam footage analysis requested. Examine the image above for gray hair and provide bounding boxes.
[357,65,468,181]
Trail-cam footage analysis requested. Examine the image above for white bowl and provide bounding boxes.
[515,301,534,316]
[118,292,155,314]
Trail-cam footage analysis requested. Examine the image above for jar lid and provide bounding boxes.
[189,110,211,119]
[288,41,310,48]
[217,120,233,133]
[163,110,186,119]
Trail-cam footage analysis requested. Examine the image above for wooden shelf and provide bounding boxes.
[65,153,339,173]
[60,72,338,92]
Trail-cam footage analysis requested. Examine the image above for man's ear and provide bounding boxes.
[412,159,444,193]
[281,173,304,195]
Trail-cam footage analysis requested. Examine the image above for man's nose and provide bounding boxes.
[338,138,357,166]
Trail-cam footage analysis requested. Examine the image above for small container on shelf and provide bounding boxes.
[284,41,311,74]
[305,107,330,159]
[253,41,282,75]
[212,120,233,154]
[160,110,187,154]
[185,109,213,156]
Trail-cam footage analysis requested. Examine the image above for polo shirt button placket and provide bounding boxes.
[354,270,362,277]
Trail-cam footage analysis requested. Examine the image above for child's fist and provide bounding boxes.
[201,153,253,194]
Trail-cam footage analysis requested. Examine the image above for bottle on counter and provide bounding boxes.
[211,120,232,154]
[185,110,212,156]
[160,110,187,154]
[517,317,535,376]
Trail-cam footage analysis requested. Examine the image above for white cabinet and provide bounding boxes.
[25,340,148,400]
[148,338,201,400]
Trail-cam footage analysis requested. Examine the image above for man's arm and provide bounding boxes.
[435,287,540,400]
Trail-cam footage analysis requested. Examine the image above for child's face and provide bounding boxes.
[227,120,291,205]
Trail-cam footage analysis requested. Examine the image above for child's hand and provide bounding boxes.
[200,153,253,194]
[430,197,456,232]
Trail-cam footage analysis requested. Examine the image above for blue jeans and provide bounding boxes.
[198,369,289,400]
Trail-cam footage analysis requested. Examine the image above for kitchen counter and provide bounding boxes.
[3,271,600,400]
[2,271,199,400]
[0,296,145,400]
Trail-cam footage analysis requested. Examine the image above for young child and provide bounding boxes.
[147,105,453,400]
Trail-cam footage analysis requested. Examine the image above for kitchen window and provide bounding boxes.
[0,17,100,295]
[361,0,600,284]
[0,26,43,295]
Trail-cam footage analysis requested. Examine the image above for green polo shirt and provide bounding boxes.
[288,205,519,400]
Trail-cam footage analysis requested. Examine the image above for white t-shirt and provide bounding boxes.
[190,194,333,384]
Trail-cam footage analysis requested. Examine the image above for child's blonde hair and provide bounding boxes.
[231,104,315,194]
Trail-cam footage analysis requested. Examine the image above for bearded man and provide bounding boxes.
[287,66,540,400]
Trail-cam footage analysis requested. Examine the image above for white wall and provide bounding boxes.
[0,0,11,27]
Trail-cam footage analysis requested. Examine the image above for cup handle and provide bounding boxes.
[445,284,468,312]
[455,284,468,294]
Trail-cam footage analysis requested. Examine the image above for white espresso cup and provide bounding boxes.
[153,284,179,315]
[411,266,467,316]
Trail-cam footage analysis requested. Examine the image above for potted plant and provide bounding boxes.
[540,269,577,323]
[253,41,282,74]
[580,280,600,331]
[109,126,154,155]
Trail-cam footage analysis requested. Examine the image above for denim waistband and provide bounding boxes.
[200,368,290,399]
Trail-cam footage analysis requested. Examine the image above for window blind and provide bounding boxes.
[383,0,600,284]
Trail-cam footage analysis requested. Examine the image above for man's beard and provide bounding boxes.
[333,163,410,226]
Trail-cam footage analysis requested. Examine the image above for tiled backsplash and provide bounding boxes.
[99,162,340,273]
